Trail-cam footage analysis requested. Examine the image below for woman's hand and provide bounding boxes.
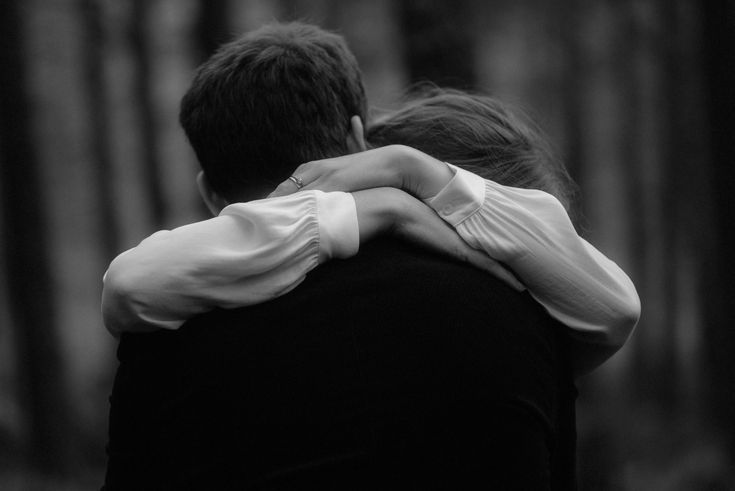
[268,145,455,200]
[352,187,524,291]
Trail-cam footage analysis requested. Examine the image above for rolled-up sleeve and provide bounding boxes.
[426,165,640,361]
[102,191,359,336]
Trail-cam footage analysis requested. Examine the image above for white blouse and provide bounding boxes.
[102,191,358,334]
[102,165,639,371]
[427,165,640,349]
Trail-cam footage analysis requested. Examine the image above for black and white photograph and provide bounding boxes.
[1,0,734,489]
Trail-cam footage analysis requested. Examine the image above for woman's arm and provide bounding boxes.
[268,145,454,201]
[102,191,357,335]
[102,187,515,336]
[271,145,641,374]
[427,165,640,374]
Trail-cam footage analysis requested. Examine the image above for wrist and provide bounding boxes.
[352,187,407,243]
[380,145,414,192]
[391,145,454,200]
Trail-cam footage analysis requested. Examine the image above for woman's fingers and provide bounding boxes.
[269,147,401,198]
[268,179,299,198]
[268,162,326,198]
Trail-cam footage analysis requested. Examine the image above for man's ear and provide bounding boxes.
[345,115,367,154]
[196,171,228,216]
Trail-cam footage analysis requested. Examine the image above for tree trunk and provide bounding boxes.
[559,0,585,197]
[131,0,165,227]
[196,0,229,61]
[702,0,735,455]
[0,0,71,475]
[627,0,680,406]
[397,0,477,89]
[80,0,119,260]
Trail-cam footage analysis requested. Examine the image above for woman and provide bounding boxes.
[102,88,639,375]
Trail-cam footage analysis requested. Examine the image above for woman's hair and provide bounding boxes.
[367,87,580,225]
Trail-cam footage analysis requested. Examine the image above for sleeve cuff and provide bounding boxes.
[424,164,486,227]
[315,191,360,262]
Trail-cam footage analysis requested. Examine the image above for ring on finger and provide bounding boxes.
[288,175,305,189]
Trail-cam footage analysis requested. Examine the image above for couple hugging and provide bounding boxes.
[102,21,639,490]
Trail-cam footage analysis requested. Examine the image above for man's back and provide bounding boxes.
[104,239,575,490]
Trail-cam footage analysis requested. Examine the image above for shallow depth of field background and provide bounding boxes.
[1,0,734,489]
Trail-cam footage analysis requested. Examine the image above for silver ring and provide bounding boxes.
[288,175,304,189]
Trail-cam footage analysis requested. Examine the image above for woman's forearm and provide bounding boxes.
[386,145,456,200]
[351,188,402,243]
[268,145,455,201]
[102,191,359,336]
[354,187,524,290]
[425,167,640,370]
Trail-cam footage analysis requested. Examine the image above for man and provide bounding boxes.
[103,22,576,490]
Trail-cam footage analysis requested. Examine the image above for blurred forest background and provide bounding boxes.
[1,0,734,489]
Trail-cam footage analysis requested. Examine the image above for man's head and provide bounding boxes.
[180,22,367,206]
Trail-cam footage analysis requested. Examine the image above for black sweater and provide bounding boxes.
[104,238,576,490]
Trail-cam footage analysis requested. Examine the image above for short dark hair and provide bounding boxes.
[368,87,580,226]
[180,22,367,201]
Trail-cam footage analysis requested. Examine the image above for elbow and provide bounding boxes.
[620,282,642,330]
[101,268,130,336]
[102,258,157,335]
[606,287,641,348]
[103,256,143,310]
[624,290,642,328]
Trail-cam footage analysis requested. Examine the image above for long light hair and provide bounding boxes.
[368,87,580,226]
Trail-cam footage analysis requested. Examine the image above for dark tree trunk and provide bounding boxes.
[653,0,687,408]
[0,0,71,475]
[131,0,165,227]
[559,0,585,199]
[702,0,735,456]
[80,0,119,260]
[196,0,230,61]
[616,1,647,320]
[628,0,681,406]
[397,0,477,89]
